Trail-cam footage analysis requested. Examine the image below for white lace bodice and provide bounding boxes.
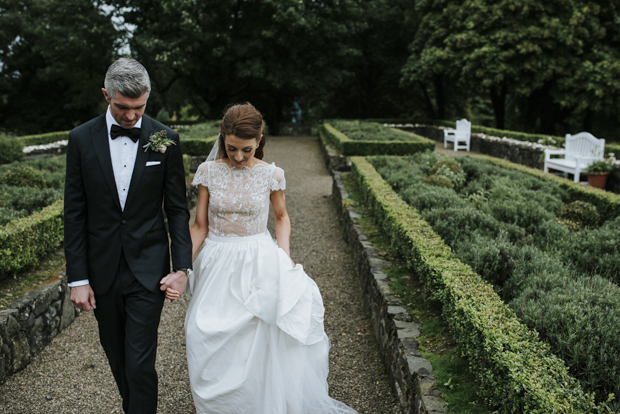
[192,160,286,237]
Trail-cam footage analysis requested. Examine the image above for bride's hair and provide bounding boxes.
[219,103,266,160]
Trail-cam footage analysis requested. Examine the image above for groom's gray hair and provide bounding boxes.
[104,58,151,99]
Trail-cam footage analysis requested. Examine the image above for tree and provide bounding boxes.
[0,0,121,134]
[110,0,364,132]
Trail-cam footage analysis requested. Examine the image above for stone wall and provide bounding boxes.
[332,172,447,414]
[0,269,76,383]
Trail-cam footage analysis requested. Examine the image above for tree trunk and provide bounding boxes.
[490,84,507,129]
[418,81,437,119]
[434,76,445,120]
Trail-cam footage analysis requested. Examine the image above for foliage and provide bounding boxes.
[371,153,620,401]
[182,137,217,157]
[422,175,454,189]
[320,122,434,156]
[1,166,47,188]
[0,199,64,277]
[0,0,120,134]
[0,135,24,164]
[558,201,600,229]
[330,120,426,142]
[585,160,614,174]
[19,131,70,147]
[178,121,221,140]
[350,156,598,413]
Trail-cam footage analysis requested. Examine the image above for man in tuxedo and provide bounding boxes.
[64,58,192,413]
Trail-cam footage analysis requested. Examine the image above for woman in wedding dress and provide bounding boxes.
[164,103,357,414]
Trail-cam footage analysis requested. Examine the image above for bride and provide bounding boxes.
[163,103,357,414]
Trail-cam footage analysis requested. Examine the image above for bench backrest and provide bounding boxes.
[455,118,471,134]
[564,132,605,160]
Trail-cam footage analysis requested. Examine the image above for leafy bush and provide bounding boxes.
[0,135,24,163]
[18,131,69,147]
[422,175,454,189]
[559,201,600,229]
[178,120,221,139]
[0,185,62,216]
[584,160,613,174]
[429,158,462,175]
[182,137,217,156]
[1,166,47,188]
[0,207,29,226]
[330,119,427,142]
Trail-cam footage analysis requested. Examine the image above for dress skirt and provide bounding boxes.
[185,232,357,414]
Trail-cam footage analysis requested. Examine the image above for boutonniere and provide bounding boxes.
[143,130,176,153]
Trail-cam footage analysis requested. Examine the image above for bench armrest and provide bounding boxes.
[544,149,566,161]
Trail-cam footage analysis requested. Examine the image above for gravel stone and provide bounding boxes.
[0,135,398,414]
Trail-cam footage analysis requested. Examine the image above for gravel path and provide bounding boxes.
[0,135,399,413]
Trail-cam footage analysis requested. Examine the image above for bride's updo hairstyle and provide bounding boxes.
[219,102,266,160]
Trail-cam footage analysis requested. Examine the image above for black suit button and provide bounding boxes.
[121,220,126,224]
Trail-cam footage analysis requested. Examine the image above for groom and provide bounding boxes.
[64,58,192,413]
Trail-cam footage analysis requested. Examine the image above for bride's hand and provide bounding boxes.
[165,287,180,303]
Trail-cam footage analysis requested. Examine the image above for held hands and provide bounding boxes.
[160,270,188,303]
[70,285,96,312]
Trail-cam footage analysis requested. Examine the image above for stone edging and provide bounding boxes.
[331,172,447,414]
[0,266,76,383]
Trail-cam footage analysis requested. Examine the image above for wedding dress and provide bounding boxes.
[186,160,357,414]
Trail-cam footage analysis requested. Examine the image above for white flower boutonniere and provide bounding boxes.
[143,130,177,153]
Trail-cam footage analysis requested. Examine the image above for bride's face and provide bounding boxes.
[225,134,261,168]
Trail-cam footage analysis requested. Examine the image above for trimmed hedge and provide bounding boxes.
[19,131,70,147]
[0,199,64,277]
[182,136,217,156]
[479,155,620,220]
[350,156,598,413]
[320,122,434,156]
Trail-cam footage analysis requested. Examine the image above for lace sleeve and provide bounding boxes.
[270,165,286,192]
[192,161,212,187]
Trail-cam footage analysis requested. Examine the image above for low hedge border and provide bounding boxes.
[182,136,217,156]
[19,131,70,147]
[350,156,598,413]
[0,199,64,277]
[478,155,620,220]
[320,123,434,156]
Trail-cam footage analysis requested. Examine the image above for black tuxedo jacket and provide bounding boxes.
[63,114,192,294]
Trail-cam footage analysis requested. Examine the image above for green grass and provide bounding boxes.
[341,172,493,413]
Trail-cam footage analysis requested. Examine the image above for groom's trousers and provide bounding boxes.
[93,251,165,414]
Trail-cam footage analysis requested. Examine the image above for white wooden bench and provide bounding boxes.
[544,132,605,182]
[443,118,471,151]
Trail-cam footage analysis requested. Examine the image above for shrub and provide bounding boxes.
[559,201,600,229]
[0,185,62,215]
[0,135,24,163]
[0,199,64,277]
[0,207,29,226]
[182,137,217,156]
[430,158,462,175]
[584,160,613,174]
[18,131,69,147]
[422,175,454,189]
[1,166,47,188]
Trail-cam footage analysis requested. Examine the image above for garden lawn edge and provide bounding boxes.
[350,156,598,413]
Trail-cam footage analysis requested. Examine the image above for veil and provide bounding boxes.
[206,133,223,162]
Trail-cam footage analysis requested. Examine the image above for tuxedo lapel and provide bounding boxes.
[124,116,152,210]
[91,116,122,211]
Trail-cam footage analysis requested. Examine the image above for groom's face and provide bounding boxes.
[102,88,148,129]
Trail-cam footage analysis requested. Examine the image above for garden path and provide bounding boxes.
[0,135,399,414]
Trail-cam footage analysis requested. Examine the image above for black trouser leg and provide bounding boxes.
[94,253,164,414]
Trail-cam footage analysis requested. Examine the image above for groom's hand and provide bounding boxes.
[70,285,96,312]
[160,270,188,302]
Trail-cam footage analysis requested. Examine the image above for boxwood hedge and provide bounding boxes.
[0,199,64,277]
[182,136,217,156]
[350,156,598,413]
[320,122,434,156]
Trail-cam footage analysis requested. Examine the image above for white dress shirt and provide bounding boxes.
[67,108,143,288]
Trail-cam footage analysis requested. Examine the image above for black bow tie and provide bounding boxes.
[110,124,141,142]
